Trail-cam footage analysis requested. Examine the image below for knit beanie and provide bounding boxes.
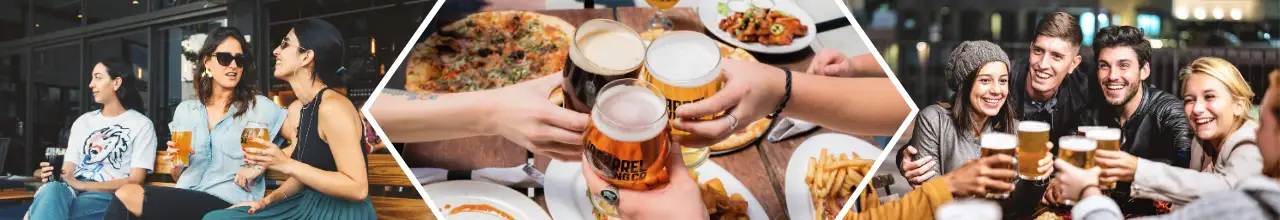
[944,41,1010,91]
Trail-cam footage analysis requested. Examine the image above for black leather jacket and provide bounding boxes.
[1080,85,1194,215]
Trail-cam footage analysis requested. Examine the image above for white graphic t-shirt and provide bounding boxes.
[63,109,157,182]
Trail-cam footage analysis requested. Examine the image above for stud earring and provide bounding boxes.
[203,70,212,77]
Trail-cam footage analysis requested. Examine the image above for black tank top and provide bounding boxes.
[292,88,366,173]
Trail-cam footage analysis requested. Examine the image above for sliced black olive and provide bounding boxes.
[477,48,493,57]
[509,50,525,60]
[434,45,457,54]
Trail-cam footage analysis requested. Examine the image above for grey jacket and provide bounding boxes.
[1074,176,1280,220]
[1131,121,1263,205]
[899,104,995,181]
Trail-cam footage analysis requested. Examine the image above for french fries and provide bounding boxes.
[805,149,877,220]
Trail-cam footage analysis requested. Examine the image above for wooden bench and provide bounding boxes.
[151,152,435,220]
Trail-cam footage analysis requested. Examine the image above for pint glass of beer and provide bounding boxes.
[563,19,645,113]
[1017,121,1051,180]
[643,31,723,168]
[169,125,193,167]
[1058,136,1096,205]
[1086,128,1121,189]
[1076,126,1107,136]
[241,122,270,169]
[584,78,672,191]
[980,132,1017,199]
[44,148,65,182]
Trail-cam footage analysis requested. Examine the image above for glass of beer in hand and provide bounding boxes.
[584,78,671,218]
[44,147,65,182]
[563,19,645,113]
[1086,128,1121,189]
[169,125,193,167]
[645,0,678,30]
[643,31,723,169]
[241,122,270,169]
[1058,136,1096,205]
[1017,121,1051,180]
[980,132,1018,199]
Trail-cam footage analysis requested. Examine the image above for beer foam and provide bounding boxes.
[981,132,1017,149]
[1017,121,1050,132]
[1086,128,1122,141]
[579,30,645,74]
[645,32,721,88]
[1059,136,1097,151]
[593,85,668,142]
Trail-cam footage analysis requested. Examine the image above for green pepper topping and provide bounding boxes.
[770,24,785,35]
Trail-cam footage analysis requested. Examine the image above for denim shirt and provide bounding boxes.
[169,95,286,204]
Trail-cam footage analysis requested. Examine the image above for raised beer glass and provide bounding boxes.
[169,124,193,167]
[980,132,1017,199]
[241,122,270,170]
[1076,126,1107,136]
[643,31,723,168]
[1058,136,1096,205]
[584,78,671,218]
[45,147,65,182]
[563,19,646,113]
[1017,121,1051,180]
[645,0,678,30]
[1087,128,1121,189]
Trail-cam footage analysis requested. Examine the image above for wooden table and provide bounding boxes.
[398,7,868,220]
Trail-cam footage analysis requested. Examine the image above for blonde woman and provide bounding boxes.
[1072,57,1262,205]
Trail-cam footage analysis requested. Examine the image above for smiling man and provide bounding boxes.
[1009,12,1098,143]
[1085,25,1193,216]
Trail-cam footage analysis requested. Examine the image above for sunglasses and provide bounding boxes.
[212,52,248,67]
[279,38,309,51]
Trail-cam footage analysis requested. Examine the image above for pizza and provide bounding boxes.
[406,11,573,100]
[639,29,771,152]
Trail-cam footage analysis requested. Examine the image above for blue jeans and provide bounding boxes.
[27,182,113,220]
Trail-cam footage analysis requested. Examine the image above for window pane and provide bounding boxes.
[0,54,24,174]
[32,43,81,173]
[86,0,149,25]
[33,0,82,35]
[0,0,30,43]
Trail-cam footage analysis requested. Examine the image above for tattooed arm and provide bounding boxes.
[367,88,489,142]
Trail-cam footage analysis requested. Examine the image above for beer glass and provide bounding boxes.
[563,19,646,113]
[584,78,671,218]
[44,148,65,182]
[1087,128,1121,189]
[1076,126,1107,136]
[645,0,678,30]
[1058,136,1096,205]
[169,125,193,167]
[241,122,270,169]
[979,132,1017,199]
[1017,121,1051,180]
[643,31,723,168]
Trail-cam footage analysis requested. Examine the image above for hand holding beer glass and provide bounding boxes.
[1086,128,1122,189]
[1017,121,1052,180]
[169,125,193,167]
[643,31,723,168]
[41,148,66,182]
[583,78,674,217]
[977,132,1018,199]
[241,122,270,170]
[1057,136,1097,205]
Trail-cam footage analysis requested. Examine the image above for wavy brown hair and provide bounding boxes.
[193,27,258,117]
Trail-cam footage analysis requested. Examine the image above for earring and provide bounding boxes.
[202,70,212,77]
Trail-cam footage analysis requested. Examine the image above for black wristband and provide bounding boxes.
[767,68,792,119]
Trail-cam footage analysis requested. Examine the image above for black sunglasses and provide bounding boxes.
[212,52,249,67]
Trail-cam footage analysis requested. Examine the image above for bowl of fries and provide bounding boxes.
[785,133,883,220]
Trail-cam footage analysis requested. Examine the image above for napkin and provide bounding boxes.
[412,163,544,188]
[767,117,818,142]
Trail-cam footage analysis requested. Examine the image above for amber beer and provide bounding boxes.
[1087,128,1122,189]
[563,19,646,113]
[1059,136,1096,205]
[643,31,723,168]
[645,0,679,10]
[241,123,270,154]
[584,78,672,191]
[170,125,192,166]
[1017,121,1051,180]
[980,132,1017,199]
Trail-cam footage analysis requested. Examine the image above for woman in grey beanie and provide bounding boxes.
[899,40,1022,186]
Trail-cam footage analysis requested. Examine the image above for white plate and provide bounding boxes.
[423,180,551,220]
[545,160,769,219]
[696,0,818,54]
[785,133,884,219]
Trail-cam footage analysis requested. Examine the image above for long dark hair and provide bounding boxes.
[98,58,145,113]
[947,63,1018,137]
[194,27,258,117]
[292,19,346,86]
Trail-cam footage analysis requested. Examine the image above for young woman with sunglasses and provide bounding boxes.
[25,57,156,220]
[103,27,288,219]
[204,19,374,220]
